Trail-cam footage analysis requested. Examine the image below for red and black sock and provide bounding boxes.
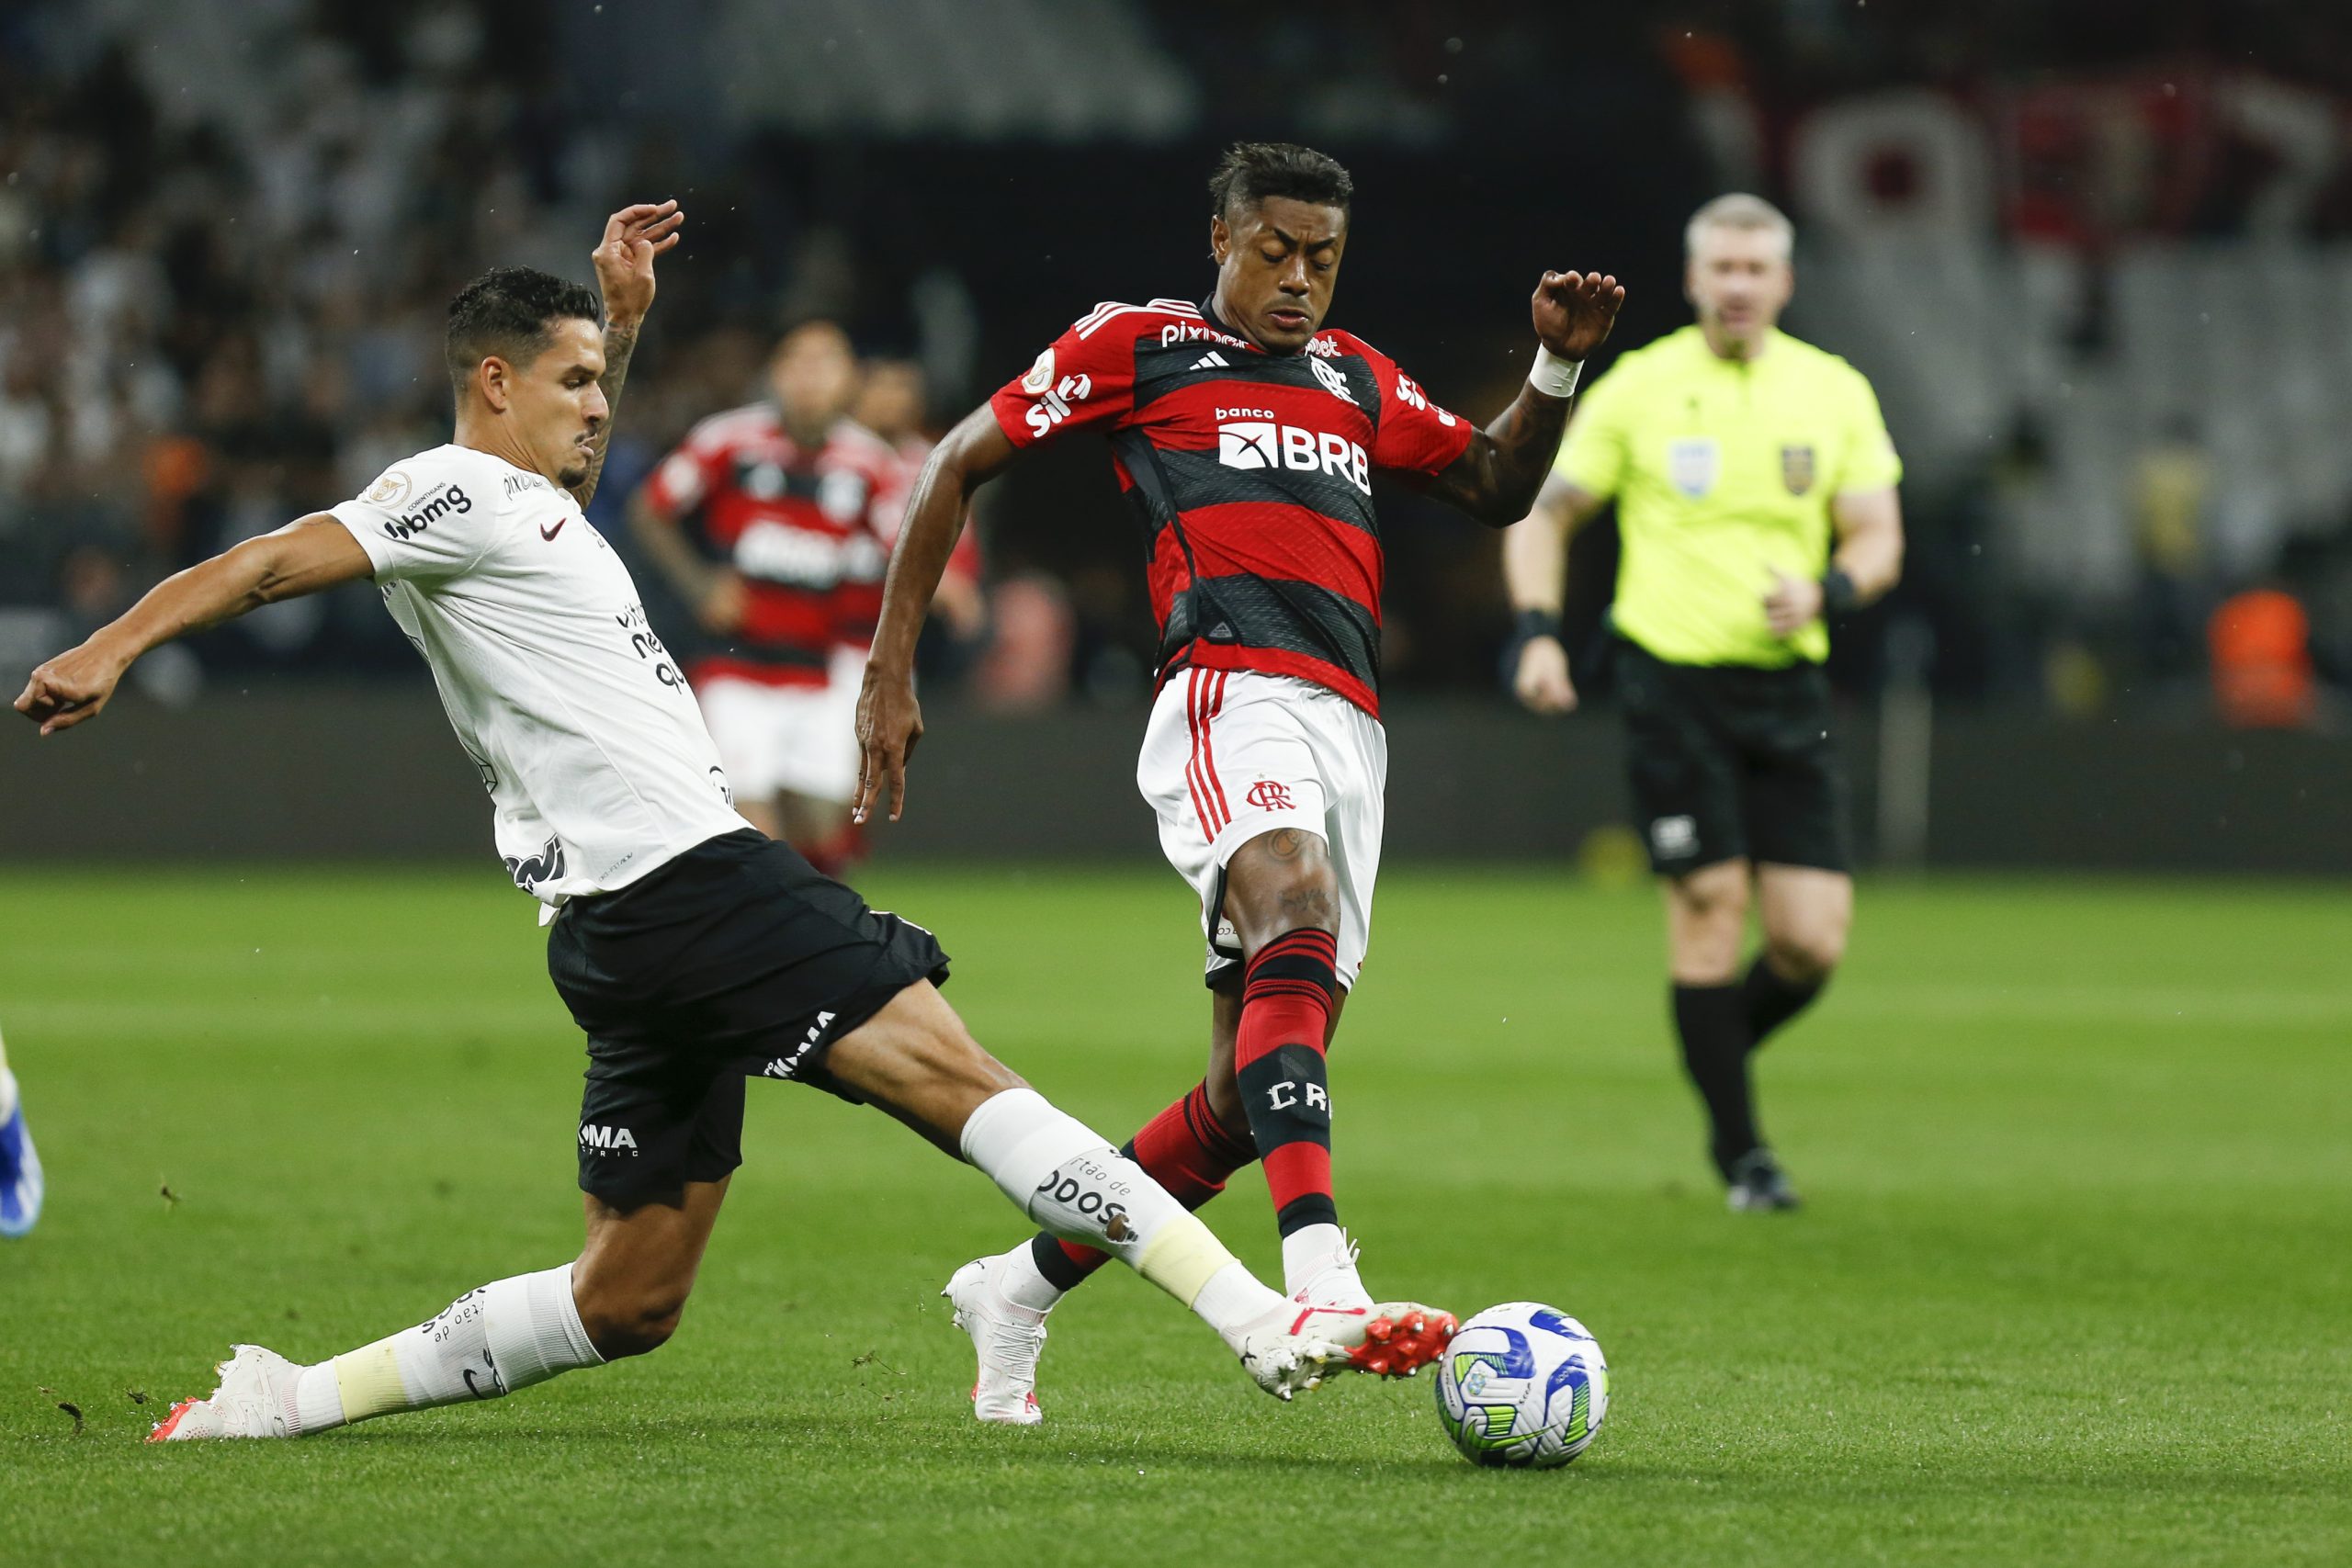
[1232,927,1341,1237]
[1027,1080,1256,1292]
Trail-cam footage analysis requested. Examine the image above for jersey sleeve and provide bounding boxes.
[1834,371,1903,493]
[330,453,503,583]
[1551,365,1630,501]
[987,307,1140,449]
[1364,349,1476,480]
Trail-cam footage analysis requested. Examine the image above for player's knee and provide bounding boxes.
[1767,924,1846,983]
[575,1278,691,1360]
[1226,829,1339,953]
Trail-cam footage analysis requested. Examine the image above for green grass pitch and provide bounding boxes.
[3,864,2347,1566]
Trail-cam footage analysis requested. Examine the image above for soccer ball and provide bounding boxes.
[1433,1303,1610,1468]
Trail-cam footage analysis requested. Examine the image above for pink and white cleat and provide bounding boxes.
[147,1344,307,1441]
[943,1254,1047,1426]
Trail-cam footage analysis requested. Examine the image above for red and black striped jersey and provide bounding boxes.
[640,408,899,687]
[988,297,1474,716]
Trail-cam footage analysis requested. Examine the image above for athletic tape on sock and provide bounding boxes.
[1136,1214,1238,1308]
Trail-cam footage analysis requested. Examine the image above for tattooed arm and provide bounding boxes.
[1424,269,1623,527]
[572,321,639,509]
[574,200,683,508]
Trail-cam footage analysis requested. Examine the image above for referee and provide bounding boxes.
[1503,194,1904,1211]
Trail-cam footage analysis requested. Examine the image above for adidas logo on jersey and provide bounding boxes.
[1216,419,1370,495]
[1191,351,1229,370]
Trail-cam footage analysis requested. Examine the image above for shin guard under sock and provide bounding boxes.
[1031,1080,1256,1292]
[1233,929,1340,1237]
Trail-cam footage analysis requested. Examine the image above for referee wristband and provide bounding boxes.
[1512,608,1564,644]
[1820,566,1860,616]
[1529,346,1582,400]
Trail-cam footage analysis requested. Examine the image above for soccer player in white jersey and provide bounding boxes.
[14,202,1381,1441]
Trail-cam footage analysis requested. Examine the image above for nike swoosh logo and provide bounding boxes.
[540,517,566,541]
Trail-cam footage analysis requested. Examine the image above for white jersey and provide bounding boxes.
[332,444,750,912]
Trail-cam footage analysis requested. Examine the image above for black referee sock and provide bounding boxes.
[1670,982,1760,1169]
[1741,954,1826,1051]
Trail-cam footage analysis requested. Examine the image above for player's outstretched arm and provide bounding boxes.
[854,406,1021,825]
[14,517,373,735]
[1426,270,1623,527]
[571,200,684,509]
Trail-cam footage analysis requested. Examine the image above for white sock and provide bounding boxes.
[0,1066,17,1126]
[997,1241,1066,1314]
[960,1089,1287,1339]
[1281,1222,1356,1300]
[292,1262,604,1433]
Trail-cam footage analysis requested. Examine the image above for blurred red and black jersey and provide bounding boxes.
[988,297,1474,716]
[840,429,982,651]
[639,407,899,686]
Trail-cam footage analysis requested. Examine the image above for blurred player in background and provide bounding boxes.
[19,203,1372,1440]
[1503,194,1905,1212]
[846,357,988,689]
[860,141,1623,1423]
[0,1025,41,1237]
[628,322,901,874]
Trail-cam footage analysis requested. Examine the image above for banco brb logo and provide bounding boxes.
[1216,412,1370,495]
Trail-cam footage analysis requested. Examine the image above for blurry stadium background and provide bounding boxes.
[5,0,2352,871]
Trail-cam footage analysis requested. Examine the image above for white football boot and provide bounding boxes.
[944,1253,1048,1426]
[147,1344,307,1441]
[1289,1232,1457,1379]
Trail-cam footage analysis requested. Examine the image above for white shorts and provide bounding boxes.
[1136,667,1386,990]
[696,654,863,806]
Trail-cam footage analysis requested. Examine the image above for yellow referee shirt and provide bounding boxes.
[1555,324,1901,667]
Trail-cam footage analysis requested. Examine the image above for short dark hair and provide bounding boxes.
[1208,141,1353,225]
[445,265,603,397]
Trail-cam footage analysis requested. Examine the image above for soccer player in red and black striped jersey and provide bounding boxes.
[857,142,1623,1423]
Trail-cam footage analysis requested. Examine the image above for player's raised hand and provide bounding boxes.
[14,640,129,736]
[592,199,684,327]
[854,666,924,825]
[1532,271,1624,363]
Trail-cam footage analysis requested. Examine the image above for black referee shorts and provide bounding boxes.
[548,829,949,1205]
[1615,639,1852,878]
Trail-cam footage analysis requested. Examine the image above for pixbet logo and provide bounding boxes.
[1216,412,1369,495]
[1023,373,1094,437]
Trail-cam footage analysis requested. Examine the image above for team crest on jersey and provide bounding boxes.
[1781,444,1816,495]
[1021,346,1056,394]
[1309,354,1358,406]
[1668,437,1719,499]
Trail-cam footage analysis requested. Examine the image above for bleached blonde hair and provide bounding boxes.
[1685,194,1794,261]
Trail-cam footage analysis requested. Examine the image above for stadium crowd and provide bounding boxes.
[4,0,2351,725]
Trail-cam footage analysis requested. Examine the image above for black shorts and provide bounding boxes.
[1616,639,1852,877]
[548,829,949,1205]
